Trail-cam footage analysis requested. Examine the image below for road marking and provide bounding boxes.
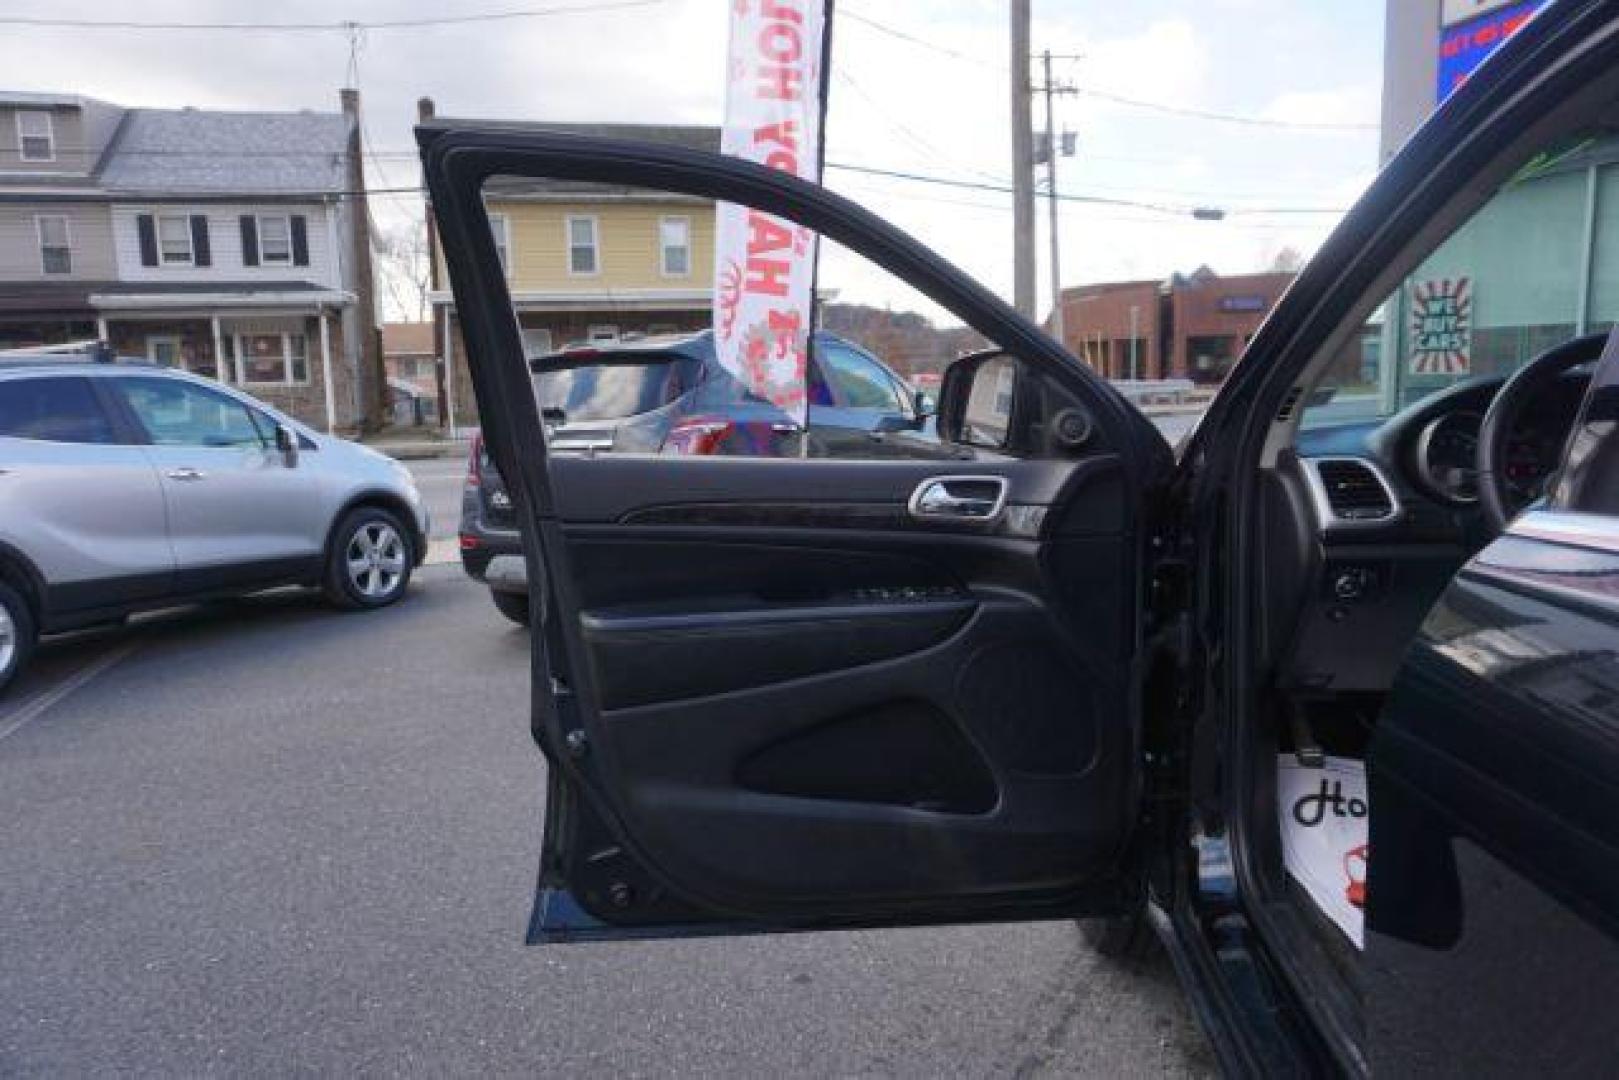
[0,641,141,745]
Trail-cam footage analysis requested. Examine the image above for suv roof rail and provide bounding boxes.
[0,340,129,366]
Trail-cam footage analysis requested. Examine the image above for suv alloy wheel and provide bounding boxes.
[324,507,414,609]
[0,580,37,694]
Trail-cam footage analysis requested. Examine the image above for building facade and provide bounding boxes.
[1050,268,1297,384]
[423,103,718,430]
[0,90,380,433]
[1372,0,1619,411]
[1381,0,1550,162]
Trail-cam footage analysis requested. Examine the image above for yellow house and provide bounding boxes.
[426,116,720,430]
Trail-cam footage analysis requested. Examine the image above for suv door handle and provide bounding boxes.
[907,476,1009,522]
[165,467,207,482]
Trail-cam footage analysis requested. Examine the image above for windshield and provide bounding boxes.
[1302,136,1616,429]
[532,357,694,422]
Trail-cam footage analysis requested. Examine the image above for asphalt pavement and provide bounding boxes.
[0,567,1213,1077]
[405,456,469,540]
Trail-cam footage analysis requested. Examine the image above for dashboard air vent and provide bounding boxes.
[1316,459,1395,521]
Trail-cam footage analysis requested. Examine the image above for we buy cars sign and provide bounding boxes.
[713,0,829,428]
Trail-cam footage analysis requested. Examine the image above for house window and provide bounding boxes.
[258,215,291,263]
[158,214,194,264]
[236,332,309,385]
[490,214,511,276]
[147,336,182,368]
[16,111,54,163]
[567,215,599,275]
[36,215,70,274]
[660,216,691,276]
[520,328,554,359]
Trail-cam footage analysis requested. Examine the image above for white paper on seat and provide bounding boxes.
[1277,755,1369,948]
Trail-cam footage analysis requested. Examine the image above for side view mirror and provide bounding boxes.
[937,353,1021,451]
[913,388,936,421]
[935,351,1095,457]
[275,424,300,467]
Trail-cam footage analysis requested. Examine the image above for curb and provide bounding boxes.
[364,441,471,461]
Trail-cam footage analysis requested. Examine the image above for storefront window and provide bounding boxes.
[1303,141,1600,428]
[1585,164,1619,332]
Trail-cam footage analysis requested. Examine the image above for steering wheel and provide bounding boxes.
[1477,332,1605,533]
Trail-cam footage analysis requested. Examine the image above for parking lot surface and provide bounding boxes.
[0,567,1213,1077]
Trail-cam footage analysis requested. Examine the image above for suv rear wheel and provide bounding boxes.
[324,506,414,609]
[0,580,37,695]
[489,589,530,626]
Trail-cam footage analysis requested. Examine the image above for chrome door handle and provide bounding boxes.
[907,476,1009,522]
[165,467,206,482]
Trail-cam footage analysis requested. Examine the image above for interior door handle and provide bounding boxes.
[165,467,207,482]
[907,476,1009,522]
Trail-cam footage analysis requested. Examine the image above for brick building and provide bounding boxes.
[1050,267,1298,384]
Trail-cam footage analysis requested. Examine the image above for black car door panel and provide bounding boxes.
[420,125,1170,938]
[547,455,1137,915]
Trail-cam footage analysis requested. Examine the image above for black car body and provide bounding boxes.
[423,4,1619,1072]
[459,329,948,601]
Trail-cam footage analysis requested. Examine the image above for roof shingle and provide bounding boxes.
[99,108,351,196]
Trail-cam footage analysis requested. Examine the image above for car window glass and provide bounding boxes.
[116,377,268,448]
[817,343,904,410]
[530,355,694,422]
[0,376,116,444]
[1301,132,1617,429]
[480,173,1007,460]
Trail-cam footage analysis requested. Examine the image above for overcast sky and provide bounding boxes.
[0,0,1385,321]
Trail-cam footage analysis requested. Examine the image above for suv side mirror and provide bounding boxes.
[937,353,1021,451]
[913,388,936,420]
[275,424,300,467]
[936,352,1095,457]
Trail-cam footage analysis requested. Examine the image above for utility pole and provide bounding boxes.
[1036,49,1077,344]
[1010,0,1035,318]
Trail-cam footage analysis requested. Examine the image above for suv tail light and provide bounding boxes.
[466,432,484,487]
[664,415,735,455]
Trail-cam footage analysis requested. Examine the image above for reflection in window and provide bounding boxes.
[1304,141,1602,429]
[117,379,267,448]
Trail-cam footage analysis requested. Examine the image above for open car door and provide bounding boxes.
[1366,334,1619,1074]
[420,127,1174,940]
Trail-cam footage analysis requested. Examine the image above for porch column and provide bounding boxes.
[441,308,458,441]
[95,316,108,343]
[318,309,337,435]
[210,316,225,383]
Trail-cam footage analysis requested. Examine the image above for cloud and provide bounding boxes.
[1260,82,1381,128]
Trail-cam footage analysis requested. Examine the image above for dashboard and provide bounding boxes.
[1298,372,1590,525]
[1271,372,1589,695]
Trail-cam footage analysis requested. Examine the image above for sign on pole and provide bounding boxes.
[713,0,829,427]
[1437,0,1547,102]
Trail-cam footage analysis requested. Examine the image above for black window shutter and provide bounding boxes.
[290,215,309,267]
[190,215,211,267]
[239,215,259,266]
[136,214,158,266]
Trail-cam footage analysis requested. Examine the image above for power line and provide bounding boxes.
[839,8,1004,71]
[833,71,1010,186]
[0,0,664,32]
[839,4,1376,134]
[1077,87,1375,133]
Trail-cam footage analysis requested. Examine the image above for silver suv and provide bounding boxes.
[0,354,428,693]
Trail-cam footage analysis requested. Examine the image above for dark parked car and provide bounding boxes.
[424,4,1619,1073]
[460,330,949,623]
